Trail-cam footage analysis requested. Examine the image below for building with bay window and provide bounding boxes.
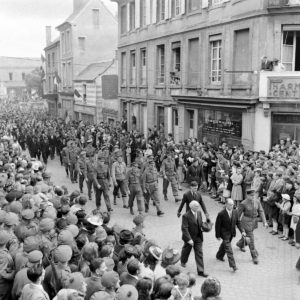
[113,0,300,151]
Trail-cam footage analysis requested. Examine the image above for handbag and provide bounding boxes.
[201,220,213,232]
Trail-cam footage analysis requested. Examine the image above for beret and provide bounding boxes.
[4,212,19,226]
[54,245,73,263]
[23,236,40,253]
[28,250,43,263]
[0,230,10,245]
[101,271,119,288]
[65,213,78,225]
[58,230,74,246]
[39,218,55,232]
[21,209,34,220]
[66,224,79,238]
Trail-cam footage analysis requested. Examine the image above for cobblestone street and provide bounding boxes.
[47,157,300,300]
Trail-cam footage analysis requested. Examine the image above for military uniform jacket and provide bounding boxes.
[84,144,96,158]
[126,168,142,190]
[68,146,80,163]
[77,158,87,177]
[86,160,95,181]
[93,163,110,186]
[142,166,158,191]
[112,161,126,182]
[161,158,176,177]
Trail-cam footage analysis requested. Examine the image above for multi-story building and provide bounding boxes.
[56,0,118,120]
[113,0,300,151]
[73,59,119,124]
[0,56,40,101]
[44,26,61,116]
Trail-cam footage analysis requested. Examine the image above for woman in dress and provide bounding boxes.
[230,166,244,207]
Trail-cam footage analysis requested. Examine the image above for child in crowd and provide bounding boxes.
[170,273,193,300]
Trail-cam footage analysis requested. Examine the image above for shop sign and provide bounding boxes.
[268,77,300,98]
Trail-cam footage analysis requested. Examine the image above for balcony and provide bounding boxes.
[267,0,300,8]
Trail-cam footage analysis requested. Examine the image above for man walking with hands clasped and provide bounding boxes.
[215,198,246,272]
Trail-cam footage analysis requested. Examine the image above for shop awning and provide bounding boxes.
[172,95,258,109]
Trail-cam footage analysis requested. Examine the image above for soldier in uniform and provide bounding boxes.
[161,150,181,202]
[61,141,69,177]
[84,138,96,159]
[86,155,95,201]
[126,161,144,215]
[111,152,128,208]
[142,158,164,216]
[236,189,268,264]
[93,155,112,212]
[15,209,39,242]
[68,140,80,183]
[77,151,87,193]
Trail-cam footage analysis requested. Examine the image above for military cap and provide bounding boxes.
[39,218,55,232]
[23,236,41,253]
[28,250,43,263]
[54,245,73,263]
[66,224,79,238]
[133,214,144,226]
[4,212,19,226]
[42,172,51,179]
[0,230,10,245]
[58,230,74,246]
[21,209,34,220]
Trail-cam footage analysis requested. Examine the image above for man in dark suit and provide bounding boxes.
[181,200,209,277]
[215,198,246,272]
[119,259,139,287]
[177,181,210,219]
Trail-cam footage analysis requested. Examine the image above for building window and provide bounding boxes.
[92,9,100,28]
[48,54,51,68]
[188,0,200,11]
[188,38,199,86]
[22,72,25,81]
[157,45,165,84]
[83,84,87,102]
[282,30,300,71]
[130,51,136,85]
[78,37,86,51]
[174,109,179,126]
[157,0,165,22]
[171,0,181,17]
[140,0,146,26]
[140,48,147,85]
[9,72,13,81]
[121,52,127,85]
[188,110,194,129]
[171,42,181,85]
[62,63,66,86]
[66,30,71,52]
[121,5,127,34]
[129,1,135,30]
[48,76,52,92]
[52,53,55,67]
[61,32,65,54]
[210,39,222,83]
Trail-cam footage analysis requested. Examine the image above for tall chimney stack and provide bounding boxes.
[46,26,52,46]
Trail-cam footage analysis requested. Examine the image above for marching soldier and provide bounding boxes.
[84,138,96,159]
[67,140,80,183]
[126,161,144,215]
[161,150,181,202]
[86,155,95,201]
[61,141,69,177]
[77,151,87,193]
[142,157,164,216]
[111,152,128,208]
[93,155,112,212]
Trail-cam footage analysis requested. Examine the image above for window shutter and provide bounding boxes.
[181,0,185,15]
[152,0,157,23]
[135,0,140,28]
[202,0,209,8]
[146,0,151,24]
[165,0,170,20]
[126,3,130,31]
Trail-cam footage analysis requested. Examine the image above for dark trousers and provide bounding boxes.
[69,162,78,182]
[216,238,236,268]
[181,239,204,273]
[128,185,144,212]
[94,185,111,210]
[236,230,258,258]
[79,173,85,192]
[50,145,55,159]
[87,178,94,199]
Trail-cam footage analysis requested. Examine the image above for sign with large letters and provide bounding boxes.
[268,77,300,98]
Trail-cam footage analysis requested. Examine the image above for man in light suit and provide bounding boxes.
[180,201,209,277]
[215,198,246,272]
[177,181,209,219]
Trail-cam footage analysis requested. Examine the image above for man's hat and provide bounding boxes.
[87,215,103,227]
[161,247,180,266]
[119,230,134,244]
[149,246,163,260]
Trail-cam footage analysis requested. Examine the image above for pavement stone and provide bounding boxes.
[46,157,300,300]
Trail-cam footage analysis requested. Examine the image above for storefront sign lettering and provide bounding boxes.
[268,78,300,98]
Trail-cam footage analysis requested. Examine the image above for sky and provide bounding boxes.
[0,0,117,58]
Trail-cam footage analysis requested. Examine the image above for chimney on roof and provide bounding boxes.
[46,26,52,46]
[73,0,86,12]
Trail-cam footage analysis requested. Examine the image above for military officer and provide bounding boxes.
[236,189,268,264]
[77,151,87,193]
[161,150,181,202]
[93,155,112,212]
[142,158,164,216]
[126,161,144,215]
